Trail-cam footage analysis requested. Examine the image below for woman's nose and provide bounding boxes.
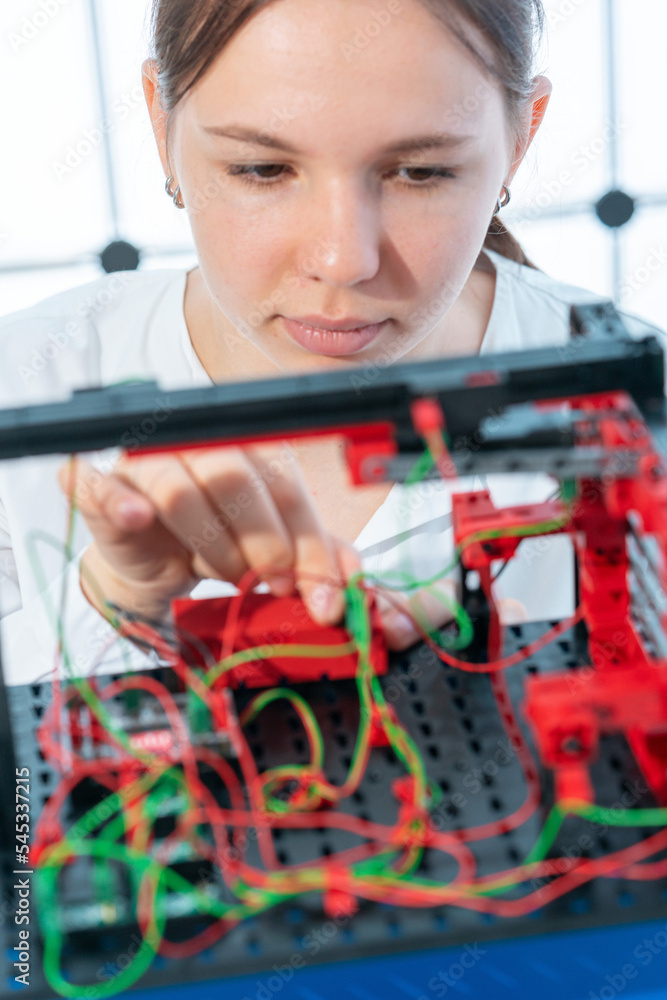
[299,181,382,287]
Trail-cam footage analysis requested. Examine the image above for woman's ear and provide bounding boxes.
[526,75,553,146]
[142,59,170,176]
[506,74,553,186]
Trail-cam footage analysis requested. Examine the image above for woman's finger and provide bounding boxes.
[377,577,459,651]
[115,451,251,586]
[57,456,156,544]
[377,580,528,653]
[244,443,350,625]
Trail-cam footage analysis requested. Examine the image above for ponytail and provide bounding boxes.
[483,217,539,270]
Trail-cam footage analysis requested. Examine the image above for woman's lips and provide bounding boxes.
[280,317,389,356]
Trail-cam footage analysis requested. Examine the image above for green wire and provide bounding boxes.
[477,800,667,898]
[205,640,357,688]
[382,436,476,650]
[31,441,584,999]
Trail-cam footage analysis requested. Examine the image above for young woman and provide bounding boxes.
[0,0,651,684]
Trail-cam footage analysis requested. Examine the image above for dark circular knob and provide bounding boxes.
[100,240,141,274]
[595,189,635,229]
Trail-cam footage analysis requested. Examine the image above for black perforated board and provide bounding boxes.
[1,622,666,999]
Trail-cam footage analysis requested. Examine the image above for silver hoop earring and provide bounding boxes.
[165,175,185,210]
[494,185,511,216]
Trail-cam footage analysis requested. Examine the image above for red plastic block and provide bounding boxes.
[451,491,568,568]
[172,591,387,688]
[555,764,595,806]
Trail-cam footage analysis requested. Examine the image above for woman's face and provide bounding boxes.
[147,0,546,374]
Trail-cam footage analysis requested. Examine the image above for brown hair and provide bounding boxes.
[150,0,545,269]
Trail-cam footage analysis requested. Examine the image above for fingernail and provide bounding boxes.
[116,498,149,525]
[308,584,342,623]
[267,575,294,598]
[390,612,417,642]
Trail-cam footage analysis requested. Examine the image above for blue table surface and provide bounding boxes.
[126,919,667,1000]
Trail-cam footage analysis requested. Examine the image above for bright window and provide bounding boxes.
[0,0,664,331]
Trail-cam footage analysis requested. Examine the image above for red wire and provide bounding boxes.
[36,528,667,964]
[311,825,667,915]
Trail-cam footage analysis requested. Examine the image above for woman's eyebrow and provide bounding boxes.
[201,123,477,155]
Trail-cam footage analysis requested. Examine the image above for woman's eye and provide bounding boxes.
[226,163,456,189]
[393,166,456,186]
[227,164,289,185]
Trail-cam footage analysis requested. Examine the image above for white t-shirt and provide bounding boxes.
[0,249,660,685]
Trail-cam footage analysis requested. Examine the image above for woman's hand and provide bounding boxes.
[377,577,528,652]
[58,443,360,627]
[57,443,525,652]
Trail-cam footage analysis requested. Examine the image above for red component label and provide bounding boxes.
[129,730,175,756]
